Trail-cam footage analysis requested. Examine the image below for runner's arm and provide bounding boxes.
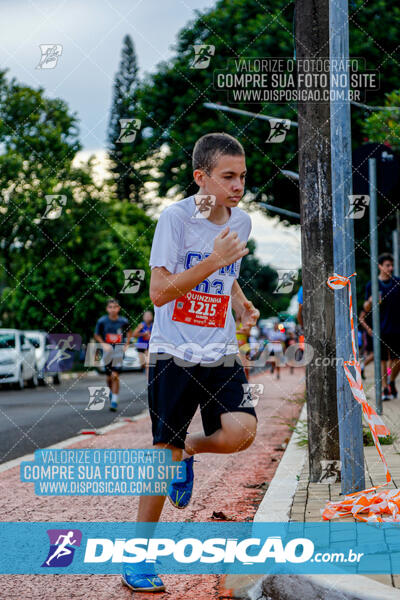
[231,279,259,334]
[132,323,144,337]
[150,258,222,306]
[359,309,373,337]
[125,328,134,345]
[94,332,112,351]
[150,227,248,306]
[364,296,372,313]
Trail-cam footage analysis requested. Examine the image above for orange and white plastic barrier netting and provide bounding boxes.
[322,273,398,522]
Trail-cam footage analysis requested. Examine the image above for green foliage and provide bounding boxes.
[0,70,154,341]
[107,35,151,208]
[363,428,396,446]
[133,0,400,218]
[362,90,400,151]
[136,0,297,214]
[129,0,400,309]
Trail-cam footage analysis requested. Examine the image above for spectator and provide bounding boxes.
[364,253,400,401]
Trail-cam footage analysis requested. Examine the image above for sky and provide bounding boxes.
[1,0,301,271]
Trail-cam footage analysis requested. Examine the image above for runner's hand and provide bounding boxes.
[239,300,260,334]
[211,227,249,269]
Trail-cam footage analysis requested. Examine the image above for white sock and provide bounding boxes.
[111,393,118,403]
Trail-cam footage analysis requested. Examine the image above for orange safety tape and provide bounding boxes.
[322,273,395,522]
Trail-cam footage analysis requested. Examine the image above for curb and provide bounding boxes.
[254,403,307,522]
[237,573,400,600]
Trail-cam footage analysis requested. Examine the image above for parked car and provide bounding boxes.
[97,343,143,373]
[24,330,60,385]
[0,329,38,389]
[122,345,143,371]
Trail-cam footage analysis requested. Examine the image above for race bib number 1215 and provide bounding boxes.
[172,291,229,328]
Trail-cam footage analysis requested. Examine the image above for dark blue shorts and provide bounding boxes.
[148,353,257,449]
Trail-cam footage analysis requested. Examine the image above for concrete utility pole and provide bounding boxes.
[295,0,344,484]
[295,0,365,491]
[329,0,365,493]
[369,159,382,416]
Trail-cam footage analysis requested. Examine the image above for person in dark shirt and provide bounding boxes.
[133,311,153,373]
[94,298,133,411]
[365,253,400,401]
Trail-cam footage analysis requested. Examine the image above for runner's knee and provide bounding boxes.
[220,416,257,452]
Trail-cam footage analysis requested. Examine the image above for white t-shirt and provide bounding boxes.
[149,195,252,363]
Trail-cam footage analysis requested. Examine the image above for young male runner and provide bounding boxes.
[364,253,400,401]
[94,299,133,411]
[122,133,259,593]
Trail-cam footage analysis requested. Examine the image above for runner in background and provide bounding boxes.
[133,310,153,373]
[364,253,400,401]
[267,322,286,380]
[285,330,297,375]
[94,299,133,411]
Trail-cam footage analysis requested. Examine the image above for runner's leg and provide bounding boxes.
[110,371,120,394]
[185,412,257,456]
[137,443,182,521]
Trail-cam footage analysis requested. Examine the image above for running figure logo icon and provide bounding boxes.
[274,270,298,294]
[120,269,145,294]
[43,195,67,220]
[193,194,216,219]
[346,195,370,219]
[117,118,141,143]
[240,383,264,408]
[86,386,109,410]
[190,45,215,69]
[36,44,63,69]
[45,334,82,372]
[266,119,291,143]
[42,529,82,568]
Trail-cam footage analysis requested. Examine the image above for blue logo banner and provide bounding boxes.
[1,522,400,574]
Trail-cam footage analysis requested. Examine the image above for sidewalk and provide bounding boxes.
[288,362,400,592]
[0,366,305,599]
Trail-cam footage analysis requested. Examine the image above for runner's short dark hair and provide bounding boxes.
[107,298,120,306]
[192,132,245,174]
[378,253,394,265]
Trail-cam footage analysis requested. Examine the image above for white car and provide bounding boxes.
[97,343,143,373]
[24,330,60,386]
[0,329,38,389]
[122,345,143,371]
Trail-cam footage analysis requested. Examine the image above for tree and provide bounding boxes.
[362,90,400,151]
[133,0,400,218]
[0,70,154,341]
[107,35,149,207]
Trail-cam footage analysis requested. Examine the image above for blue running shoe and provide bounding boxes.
[122,566,165,592]
[168,455,195,509]
[109,399,118,412]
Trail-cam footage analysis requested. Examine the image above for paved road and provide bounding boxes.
[0,371,148,464]
[0,368,305,599]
